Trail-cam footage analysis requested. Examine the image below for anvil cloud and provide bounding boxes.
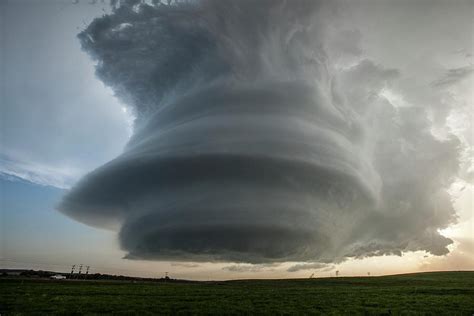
[59,0,460,263]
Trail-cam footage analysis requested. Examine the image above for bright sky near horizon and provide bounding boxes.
[1,0,473,280]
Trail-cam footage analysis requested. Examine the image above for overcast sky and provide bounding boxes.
[1,0,472,279]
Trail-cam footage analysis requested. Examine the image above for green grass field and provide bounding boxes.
[1,271,473,315]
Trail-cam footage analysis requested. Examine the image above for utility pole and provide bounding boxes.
[69,264,76,279]
[78,264,83,278]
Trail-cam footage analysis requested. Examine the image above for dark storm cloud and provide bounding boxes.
[431,66,474,87]
[59,0,460,263]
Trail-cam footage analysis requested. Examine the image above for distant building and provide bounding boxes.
[50,274,66,280]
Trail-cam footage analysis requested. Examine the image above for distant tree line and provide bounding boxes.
[0,269,194,283]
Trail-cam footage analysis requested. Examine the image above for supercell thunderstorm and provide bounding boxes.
[59,0,460,263]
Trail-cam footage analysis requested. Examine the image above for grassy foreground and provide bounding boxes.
[1,271,473,315]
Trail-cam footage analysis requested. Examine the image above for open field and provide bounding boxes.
[1,271,473,315]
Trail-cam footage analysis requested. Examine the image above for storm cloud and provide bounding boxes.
[59,0,460,263]
[431,65,473,88]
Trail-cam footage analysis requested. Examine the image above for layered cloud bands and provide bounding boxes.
[59,0,459,263]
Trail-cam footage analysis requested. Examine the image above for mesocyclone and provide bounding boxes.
[59,0,458,263]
